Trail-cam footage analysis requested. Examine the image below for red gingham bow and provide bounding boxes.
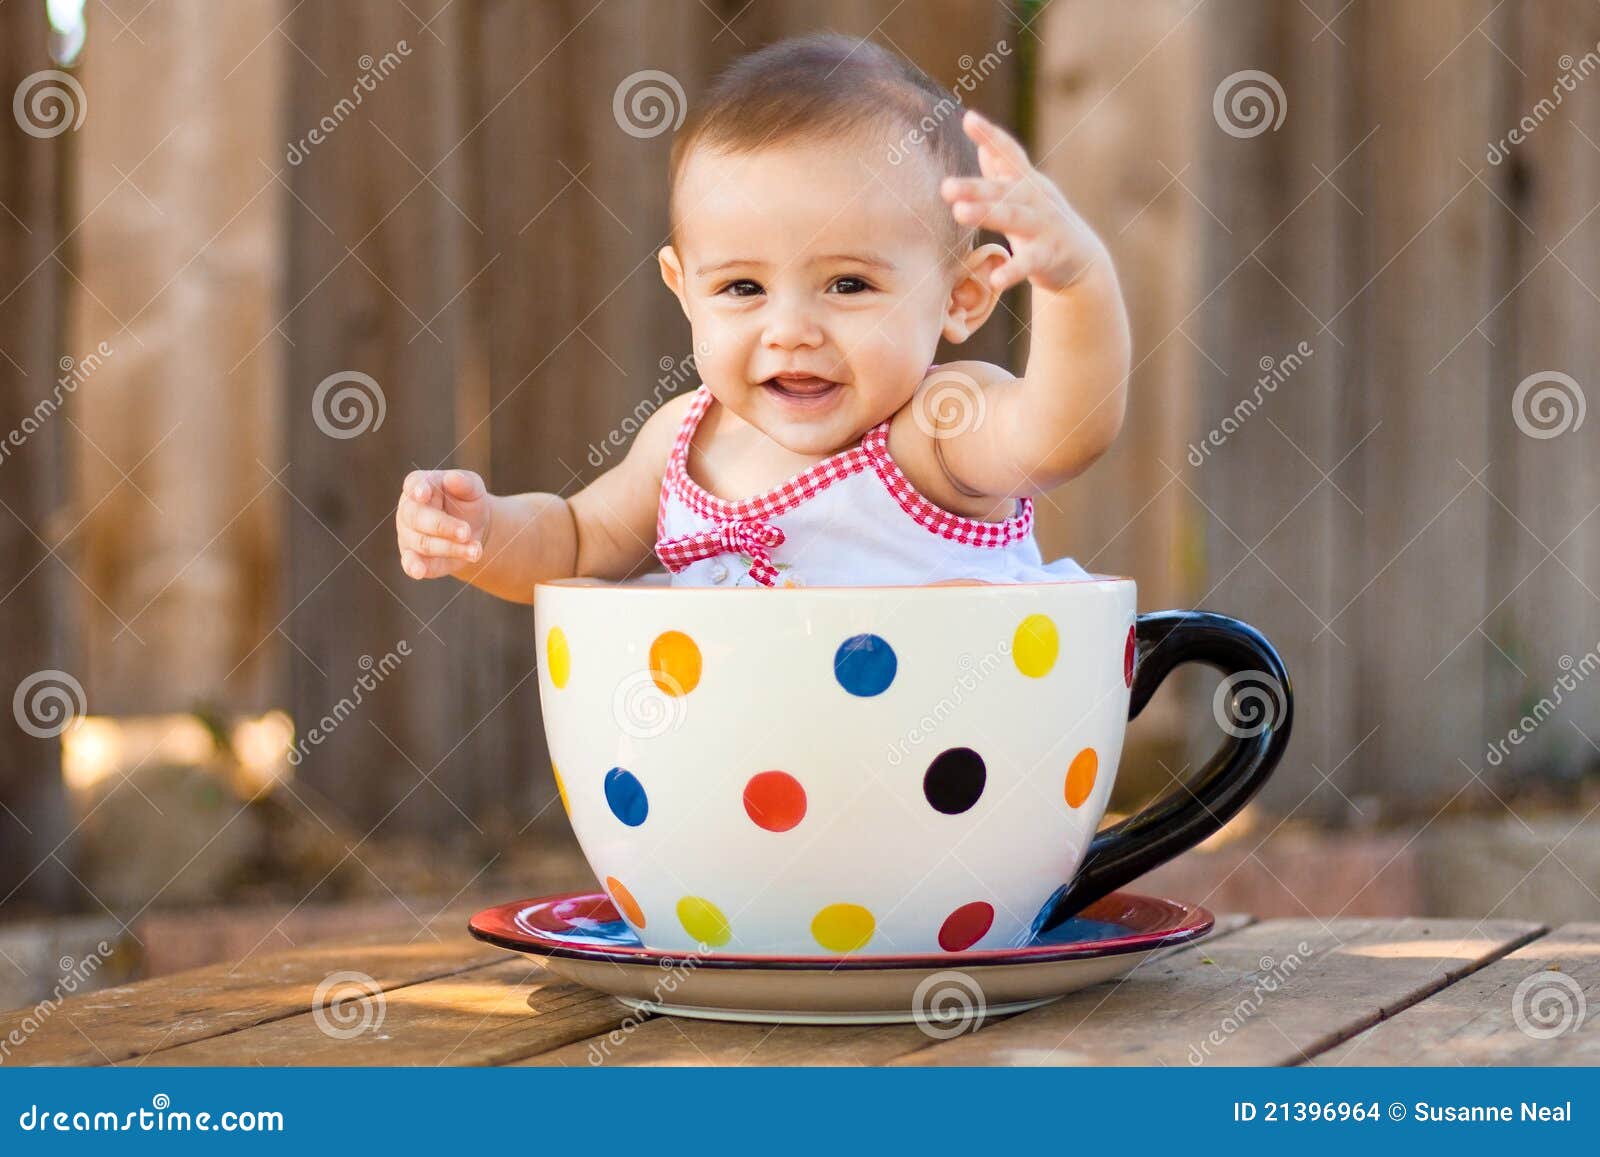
[656,518,787,586]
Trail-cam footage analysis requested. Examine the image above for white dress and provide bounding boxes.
[653,385,1095,588]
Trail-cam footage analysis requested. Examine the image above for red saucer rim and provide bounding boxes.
[467,889,1214,971]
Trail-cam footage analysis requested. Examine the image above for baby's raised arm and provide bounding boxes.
[922,110,1131,501]
[394,391,693,604]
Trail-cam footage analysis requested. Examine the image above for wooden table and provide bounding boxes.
[4,912,1595,1066]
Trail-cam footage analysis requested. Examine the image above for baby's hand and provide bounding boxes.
[396,468,490,580]
[940,109,1107,295]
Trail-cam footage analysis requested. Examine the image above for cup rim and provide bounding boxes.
[535,574,1134,594]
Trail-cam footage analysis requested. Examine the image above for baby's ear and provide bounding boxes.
[658,245,691,319]
[942,243,1009,343]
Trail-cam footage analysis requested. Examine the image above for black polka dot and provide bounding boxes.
[923,747,986,814]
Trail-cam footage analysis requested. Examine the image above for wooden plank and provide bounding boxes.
[1191,0,1362,820]
[0,0,75,914]
[283,0,493,838]
[518,914,1256,1067]
[120,958,631,1067]
[1487,2,1600,785]
[69,0,285,714]
[1337,0,1500,806]
[0,921,503,1065]
[1314,923,1600,1065]
[890,917,1541,1066]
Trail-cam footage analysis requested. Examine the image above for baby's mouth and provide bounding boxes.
[762,374,843,407]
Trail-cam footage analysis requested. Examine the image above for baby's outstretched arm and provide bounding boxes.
[394,392,691,604]
[931,109,1131,498]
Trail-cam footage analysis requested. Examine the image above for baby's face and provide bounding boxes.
[661,134,967,457]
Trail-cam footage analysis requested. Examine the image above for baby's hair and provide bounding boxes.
[667,32,982,260]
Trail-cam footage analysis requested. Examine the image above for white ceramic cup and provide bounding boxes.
[533,577,1289,956]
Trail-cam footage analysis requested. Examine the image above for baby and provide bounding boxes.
[395,34,1129,595]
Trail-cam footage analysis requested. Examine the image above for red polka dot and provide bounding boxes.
[743,770,807,832]
[938,901,995,952]
[1124,625,1136,688]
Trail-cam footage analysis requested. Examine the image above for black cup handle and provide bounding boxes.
[1032,610,1293,936]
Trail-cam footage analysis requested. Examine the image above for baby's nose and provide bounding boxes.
[761,299,824,349]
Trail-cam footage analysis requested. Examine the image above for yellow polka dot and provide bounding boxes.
[551,763,570,818]
[606,876,646,928]
[676,895,730,947]
[1065,747,1098,808]
[811,903,876,953]
[546,626,570,689]
[649,630,701,696]
[1012,614,1059,678]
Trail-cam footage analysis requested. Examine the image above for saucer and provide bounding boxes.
[468,890,1214,1025]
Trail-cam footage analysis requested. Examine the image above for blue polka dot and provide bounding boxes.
[604,767,648,826]
[834,633,897,697]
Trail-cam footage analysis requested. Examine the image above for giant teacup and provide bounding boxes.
[534,577,1290,956]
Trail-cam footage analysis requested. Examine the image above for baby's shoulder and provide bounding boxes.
[885,359,1018,519]
[630,388,700,455]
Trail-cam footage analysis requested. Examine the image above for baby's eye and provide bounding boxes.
[720,279,763,297]
[828,276,872,295]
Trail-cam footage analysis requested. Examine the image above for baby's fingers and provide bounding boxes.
[951,196,1044,237]
[401,497,474,542]
[402,526,482,562]
[400,548,463,581]
[962,110,1032,179]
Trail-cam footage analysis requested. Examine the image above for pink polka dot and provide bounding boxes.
[938,901,995,952]
[1124,625,1136,688]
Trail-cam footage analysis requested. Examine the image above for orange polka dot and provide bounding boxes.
[649,630,701,696]
[1065,747,1098,808]
[605,876,646,928]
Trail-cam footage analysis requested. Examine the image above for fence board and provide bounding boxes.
[1193,0,1362,819]
[1490,4,1600,786]
[0,2,75,913]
